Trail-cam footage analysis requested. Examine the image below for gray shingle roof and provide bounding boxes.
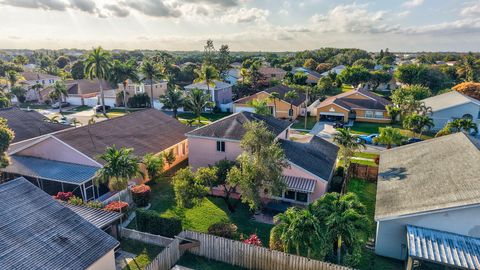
[279,136,339,181]
[375,132,480,220]
[421,91,480,112]
[0,178,119,270]
[407,225,480,270]
[283,175,316,193]
[3,155,99,184]
[64,203,123,229]
[186,111,291,141]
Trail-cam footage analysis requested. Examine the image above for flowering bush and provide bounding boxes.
[243,234,262,247]
[85,200,103,209]
[131,184,151,207]
[68,196,83,206]
[104,201,129,212]
[53,191,74,201]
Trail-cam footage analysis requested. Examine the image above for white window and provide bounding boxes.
[216,141,225,152]
[375,111,384,118]
[365,111,374,118]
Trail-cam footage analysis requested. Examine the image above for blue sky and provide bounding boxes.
[1,0,480,51]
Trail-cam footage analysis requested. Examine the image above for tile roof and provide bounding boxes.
[421,91,480,112]
[375,132,480,220]
[283,175,316,193]
[184,80,232,90]
[20,71,59,81]
[407,225,480,270]
[279,136,339,181]
[0,178,119,270]
[0,107,70,143]
[3,155,99,184]
[186,111,291,141]
[54,109,192,163]
[64,203,123,229]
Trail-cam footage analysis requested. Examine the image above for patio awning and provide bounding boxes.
[64,203,123,229]
[2,155,99,185]
[407,225,480,270]
[283,175,316,193]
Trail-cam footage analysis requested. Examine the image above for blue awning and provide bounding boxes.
[407,225,480,270]
[2,155,99,185]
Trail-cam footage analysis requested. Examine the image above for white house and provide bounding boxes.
[20,71,60,101]
[321,65,346,77]
[225,68,241,86]
[421,91,480,130]
[374,133,480,265]
[184,80,233,111]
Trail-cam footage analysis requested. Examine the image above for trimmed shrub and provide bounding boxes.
[207,221,238,239]
[136,209,182,237]
[269,225,284,251]
[131,184,151,207]
[128,93,150,108]
[85,200,103,209]
[53,191,74,201]
[104,201,129,212]
[67,196,83,205]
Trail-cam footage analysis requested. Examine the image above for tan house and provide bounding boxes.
[39,79,114,105]
[259,67,287,84]
[314,89,391,123]
[2,109,191,201]
[233,85,306,119]
[116,80,168,104]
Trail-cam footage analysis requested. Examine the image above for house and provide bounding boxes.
[117,80,168,105]
[225,68,241,86]
[314,89,391,123]
[39,79,116,106]
[421,91,480,130]
[0,177,119,270]
[374,133,480,266]
[259,67,287,83]
[291,67,322,84]
[0,107,69,143]
[184,80,233,110]
[2,109,191,201]
[19,71,60,101]
[186,111,339,204]
[233,85,306,119]
[320,65,345,77]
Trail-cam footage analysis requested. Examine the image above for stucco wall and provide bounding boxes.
[86,249,116,270]
[429,103,480,130]
[187,137,242,169]
[316,104,350,122]
[214,87,233,105]
[283,163,328,201]
[375,205,480,260]
[234,92,302,119]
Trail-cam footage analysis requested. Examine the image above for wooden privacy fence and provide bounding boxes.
[145,238,182,270]
[349,163,378,182]
[120,228,174,247]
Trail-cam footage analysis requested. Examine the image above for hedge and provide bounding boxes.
[136,209,182,237]
[131,184,151,207]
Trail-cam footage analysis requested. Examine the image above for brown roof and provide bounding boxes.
[20,72,59,82]
[317,89,391,111]
[259,67,287,76]
[0,107,70,143]
[65,79,113,96]
[234,85,306,107]
[54,109,192,163]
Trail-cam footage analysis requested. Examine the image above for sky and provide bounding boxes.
[1,0,480,52]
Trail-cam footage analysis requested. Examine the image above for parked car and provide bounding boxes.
[357,134,379,144]
[94,105,111,113]
[51,102,70,109]
[333,121,344,128]
[404,137,423,145]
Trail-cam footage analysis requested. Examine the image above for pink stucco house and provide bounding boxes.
[186,111,339,205]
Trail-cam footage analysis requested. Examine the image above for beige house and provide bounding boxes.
[116,80,168,104]
[259,67,287,84]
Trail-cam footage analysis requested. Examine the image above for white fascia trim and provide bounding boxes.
[185,134,241,143]
[375,202,480,222]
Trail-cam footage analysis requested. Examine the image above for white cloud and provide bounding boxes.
[461,1,480,16]
[403,0,424,8]
[221,7,269,23]
[402,17,480,34]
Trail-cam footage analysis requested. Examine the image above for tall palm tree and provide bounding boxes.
[403,114,434,138]
[84,47,112,115]
[31,82,43,102]
[49,81,68,114]
[184,88,214,124]
[273,207,302,254]
[111,59,139,112]
[239,68,249,84]
[194,64,220,97]
[284,90,299,121]
[457,53,479,82]
[6,70,18,88]
[140,59,164,108]
[159,87,184,119]
[376,126,404,149]
[269,91,280,117]
[333,128,366,191]
[95,146,140,192]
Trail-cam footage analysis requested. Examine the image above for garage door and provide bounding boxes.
[66,97,83,106]
[234,105,255,113]
[320,112,345,122]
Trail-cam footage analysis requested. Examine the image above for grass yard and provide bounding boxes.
[348,122,434,139]
[120,239,164,270]
[342,84,355,92]
[291,116,317,130]
[176,253,246,270]
[354,152,379,160]
[19,102,50,109]
[177,112,232,123]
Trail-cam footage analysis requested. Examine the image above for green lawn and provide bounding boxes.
[128,165,273,244]
[177,112,232,123]
[291,116,317,130]
[176,253,246,270]
[354,152,379,160]
[19,102,50,109]
[348,122,434,139]
[120,239,164,270]
[341,84,355,92]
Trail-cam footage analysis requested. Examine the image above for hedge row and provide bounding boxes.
[136,209,182,237]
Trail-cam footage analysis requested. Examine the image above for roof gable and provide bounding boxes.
[422,91,480,112]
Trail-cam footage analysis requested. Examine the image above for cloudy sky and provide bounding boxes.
[1,0,480,52]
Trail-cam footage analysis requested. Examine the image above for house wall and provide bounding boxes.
[354,109,391,123]
[159,139,189,171]
[187,137,242,169]
[316,104,350,122]
[234,92,302,120]
[117,82,168,102]
[283,163,328,202]
[375,205,480,260]
[429,103,480,130]
[86,249,116,270]
[214,87,233,105]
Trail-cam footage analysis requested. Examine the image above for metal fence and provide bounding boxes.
[102,188,132,206]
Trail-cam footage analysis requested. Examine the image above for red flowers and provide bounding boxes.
[104,201,129,212]
[131,184,151,193]
[243,234,262,247]
[53,192,74,201]
[131,184,151,207]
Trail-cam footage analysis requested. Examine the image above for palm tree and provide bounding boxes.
[333,128,366,191]
[457,53,479,82]
[6,70,18,88]
[95,146,140,192]
[403,114,434,138]
[194,64,220,98]
[248,99,271,116]
[376,127,404,149]
[239,68,249,84]
[111,59,139,112]
[273,207,302,254]
[310,192,369,265]
[460,118,479,134]
[269,91,280,117]
[284,90,299,121]
[184,88,214,124]
[49,81,68,114]
[140,59,164,108]
[84,46,112,115]
[159,87,184,119]
[31,82,43,102]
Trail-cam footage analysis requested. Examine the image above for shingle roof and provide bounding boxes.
[186,111,291,141]
[292,67,322,78]
[64,203,123,229]
[54,109,192,163]
[184,80,232,91]
[421,91,480,112]
[20,71,59,81]
[0,178,119,270]
[283,175,316,193]
[375,132,480,220]
[317,89,391,111]
[65,79,113,96]
[3,155,99,184]
[0,107,70,143]
[407,225,480,270]
[279,136,339,180]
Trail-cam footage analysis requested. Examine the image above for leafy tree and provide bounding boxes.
[0,118,14,168]
[172,167,210,208]
[142,153,164,181]
[292,72,308,85]
[376,127,404,149]
[203,39,216,65]
[10,86,26,103]
[395,64,447,91]
[0,93,11,108]
[402,113,434,138]
[111,59,139,111]
[184,88,214,124]
[239,68,249,84]
[84,46,112,114]
[353,59,375,70]
[6,70,19,87]
[208,159,238,212]
[163,150,176,168]
[0,60,23,77]
[303,58,317,70]
[284,90,299,121]
[49,81,68,113]
[452,82,480,100]
[369,71,392,90]
[333,128,365,190]
[315,76,338,97]
[216,44,231,78]
[71,60,85,80]
[13,55,28,66]
[95,146,140,193]
[140,59,164,108]
[55,56,70,69]
[386,105,402,124]
[456,53,479,82]
[316,63,332,74]
[248,62,264,89]
[159,87,184,119]
[390,85,431,118]
[248,99,271,116]
[338,66,371,87]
